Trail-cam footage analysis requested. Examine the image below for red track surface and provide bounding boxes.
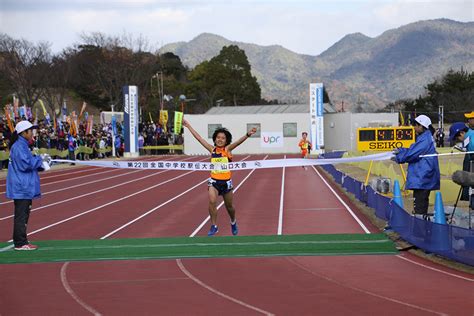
[0,155,472,315]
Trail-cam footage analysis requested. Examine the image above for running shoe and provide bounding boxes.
[231,222,239,235]
[14,244,38,251]
[208,225,219,236]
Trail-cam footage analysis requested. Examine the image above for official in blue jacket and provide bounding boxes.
[394,115,440,215]
[6,120,46,251]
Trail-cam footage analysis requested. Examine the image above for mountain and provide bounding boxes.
[159,19,474,110]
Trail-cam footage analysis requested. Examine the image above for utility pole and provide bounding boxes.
[438,105,444,129]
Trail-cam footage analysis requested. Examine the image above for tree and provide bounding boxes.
[69,32,160,111]
[385,69,474,122]
[0,33,52,108]
[189,45,261,109]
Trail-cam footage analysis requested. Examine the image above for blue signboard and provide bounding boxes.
[309,83,324,151]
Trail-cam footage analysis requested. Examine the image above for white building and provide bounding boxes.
[183,104,398,155]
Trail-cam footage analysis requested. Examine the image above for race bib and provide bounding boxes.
[211,157,229,174]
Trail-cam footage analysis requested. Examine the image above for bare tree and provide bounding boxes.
[71,32,158,111]
[0,33,52,109]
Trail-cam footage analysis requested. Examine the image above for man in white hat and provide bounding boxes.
[6,120,50,250]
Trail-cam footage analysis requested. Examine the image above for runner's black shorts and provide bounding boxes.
[208,178,233,196]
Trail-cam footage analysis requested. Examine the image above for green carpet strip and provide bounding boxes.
[0,233,397,264]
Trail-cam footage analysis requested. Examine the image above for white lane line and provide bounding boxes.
[190,155,268,237]
[177,155,274,316]
[0,168,118,195]
[100,177,208,239]
[0,169,142,205]
[6,165,204,241]
[288,257,447,316]
[0,157,194,221]
[176,259,274,316]
[396,255,474,282]
[277,155,286,235]
[57,156,198,316]
[100,155,251,239]
[0,167,99,187]
[311,167,473,282]
[60,262,102,316]
[0,156,160,195]
[0,244,13,252]
[311,165,370,234]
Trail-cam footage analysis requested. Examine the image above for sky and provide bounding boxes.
[0,0,473,56]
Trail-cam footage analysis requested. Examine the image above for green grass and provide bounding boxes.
[0,234,397,264]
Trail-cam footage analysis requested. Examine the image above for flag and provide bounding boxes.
[399,111,405,126]
[159,110,168,132]
[4,106,14,133]
[174,111,183,134]
[38,99,47,117]
[62,101,67,122]
[78,101,87,121]
[13,97,19,118]
[86,115,93,135]
[111,115,117,136]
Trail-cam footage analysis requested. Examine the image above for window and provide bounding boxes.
[283,123,297,137]
[208,124,222,138]
[246,123,261,137]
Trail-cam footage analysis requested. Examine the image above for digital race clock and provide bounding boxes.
[357,127,415,151]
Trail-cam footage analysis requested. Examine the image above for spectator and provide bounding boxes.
[460,112,474,200]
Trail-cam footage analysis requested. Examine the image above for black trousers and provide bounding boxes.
[413,189,430,215]
[13,199,32,247]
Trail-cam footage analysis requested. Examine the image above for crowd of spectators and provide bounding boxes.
[0,116,184,170]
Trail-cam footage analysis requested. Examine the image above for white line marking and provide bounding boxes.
[0,167,99,188]
[0,169,143,205]
[7,169,200,241]
[277,155,286,235]
[100,178,207,239]
[57,156,201,316]
[313,166,474,281]
[396,255,474,282]
[288,257,448,316]
[176,259,274,316]
[311,166,370,234]
[0,169,118,195]
[70,277,189,284]
[0,157,195,221]
[34,239,391,251]
[0,244,13,252]
[60,262,102,316]
[178,155,274,315]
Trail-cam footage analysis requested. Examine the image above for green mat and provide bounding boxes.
[0,234,397,264]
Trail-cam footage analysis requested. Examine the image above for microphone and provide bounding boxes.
[452,170,474,187]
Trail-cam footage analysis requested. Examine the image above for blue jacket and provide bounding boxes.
[395,130,440,190]
[6,136,43,200]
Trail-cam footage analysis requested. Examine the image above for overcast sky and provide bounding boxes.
[1,0,472,56]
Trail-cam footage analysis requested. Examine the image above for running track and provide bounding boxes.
[0,155,472,315]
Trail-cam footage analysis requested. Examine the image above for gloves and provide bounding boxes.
[40,153,52,164]
[453,145,467,152]
[40,154,52,171]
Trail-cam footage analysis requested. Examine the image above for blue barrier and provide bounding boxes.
[320,156,474,266]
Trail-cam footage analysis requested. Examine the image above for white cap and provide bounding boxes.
[15,121,34,134]
[414,115,432,129]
